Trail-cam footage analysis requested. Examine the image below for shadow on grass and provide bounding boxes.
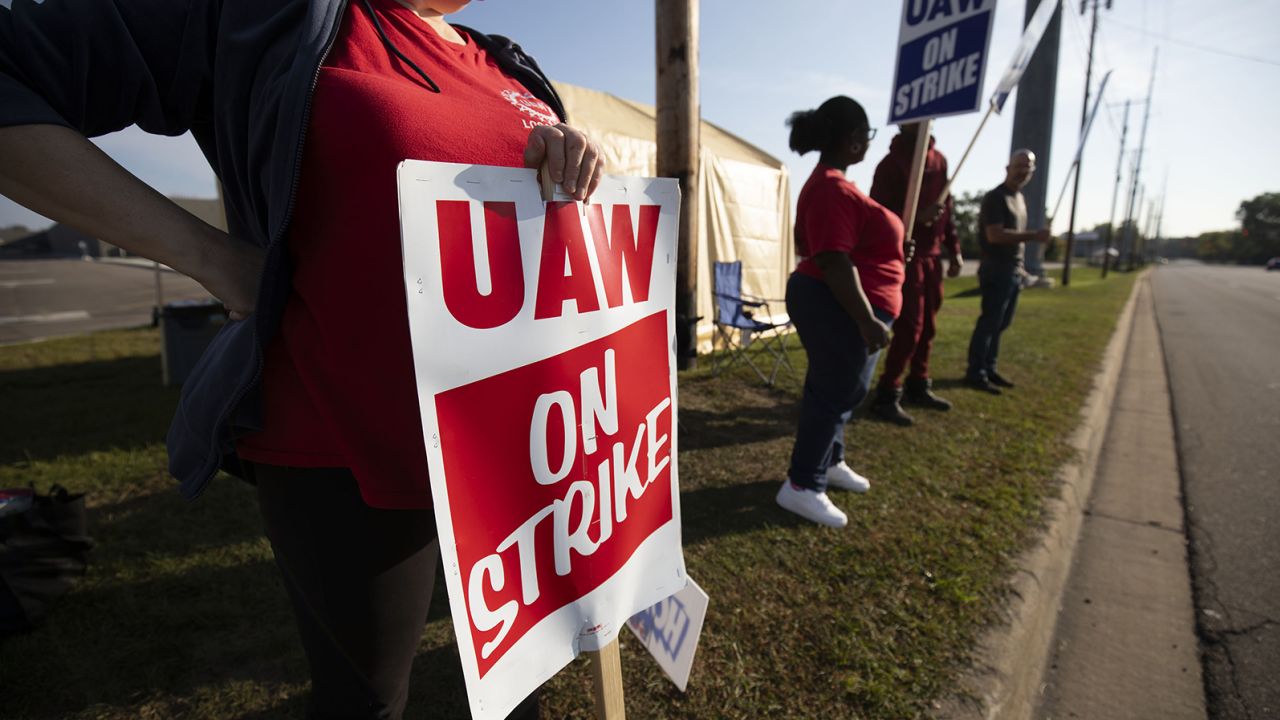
[679,403,799,452]
[0,479,302,720]
[5,559,301,719]
[0,355,177,465]
[681,479,809,547]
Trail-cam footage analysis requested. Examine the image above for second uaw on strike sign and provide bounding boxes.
[397,160,686,720]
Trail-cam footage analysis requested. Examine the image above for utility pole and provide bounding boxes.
[1123,49,1157,272]
[1062,0,1111,285]
[1128,182,1145,270]
[1153,171,1168,258]
[1139,196,1157,263]
[656,0,701,370]
[1010,0,1062,284]
[1101,99,1129,278]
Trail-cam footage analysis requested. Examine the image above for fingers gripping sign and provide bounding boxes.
[524,124,603,202]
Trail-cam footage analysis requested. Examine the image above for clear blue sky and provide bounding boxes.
[3,0,1277,238]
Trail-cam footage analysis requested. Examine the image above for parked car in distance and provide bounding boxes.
[1267,257,1280,271]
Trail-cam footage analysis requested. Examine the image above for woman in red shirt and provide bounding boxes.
[777,96,905,528]
[238,3,600,718]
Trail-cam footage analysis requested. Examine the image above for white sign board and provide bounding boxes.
[626,577,709,692]
[991,0,1061,112]
[889,0,999,124]
[397,161,686,720]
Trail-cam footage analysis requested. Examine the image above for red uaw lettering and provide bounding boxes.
[437,200,524,329]
[534,201,601,319]
[435,311,674,677]
[587,204,660,308]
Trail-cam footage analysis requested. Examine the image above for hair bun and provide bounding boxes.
[786,96,869,156]
[786,109,828,155]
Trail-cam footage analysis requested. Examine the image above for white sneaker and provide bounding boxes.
[825,461,871,493]
[776,481,848,528]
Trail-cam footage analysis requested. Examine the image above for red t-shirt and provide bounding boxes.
[794,164,905,318]
[236,0,559,508]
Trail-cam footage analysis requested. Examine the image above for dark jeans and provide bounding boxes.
[785,272,894,491]
[252,464,540,720]
[966,265,1021,379]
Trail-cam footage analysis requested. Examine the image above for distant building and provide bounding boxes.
[0,223,99,258]
[1070,230,1101,258]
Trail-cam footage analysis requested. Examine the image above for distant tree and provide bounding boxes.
[1195,231,1241,262]
[0,225,33,243]
[1152,235,1197,259]
[1235,192,1280,264]
[952,191,982,260]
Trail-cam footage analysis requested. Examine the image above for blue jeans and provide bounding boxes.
[966,266,1021,379]
[785,273,894,492]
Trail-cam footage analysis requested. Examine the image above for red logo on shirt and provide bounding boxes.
[502,90,558,128]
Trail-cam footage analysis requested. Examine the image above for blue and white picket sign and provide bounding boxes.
[625,577,709,692]
[990,0,1061,113]
[888,0,999,125]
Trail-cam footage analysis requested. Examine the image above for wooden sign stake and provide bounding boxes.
[589,638,626,719]
[934,102,995,206]
[900,119,934,260]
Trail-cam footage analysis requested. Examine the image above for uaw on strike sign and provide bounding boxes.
[888,0,998,125]
[397,161,686,720]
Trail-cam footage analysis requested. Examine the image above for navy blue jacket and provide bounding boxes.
[0,0,566,499]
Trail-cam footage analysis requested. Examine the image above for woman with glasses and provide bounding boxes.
[776,96,905,528]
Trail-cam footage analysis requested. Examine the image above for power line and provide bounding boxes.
[1109,19,1280,67]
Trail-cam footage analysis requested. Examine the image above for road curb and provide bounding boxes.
[934,270,1151,720]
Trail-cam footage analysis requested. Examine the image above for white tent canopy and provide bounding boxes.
[554,82,794,351]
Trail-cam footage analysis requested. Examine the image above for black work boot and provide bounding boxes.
[988,370,1016,388]
[903,377,953,411]
[871,385,914,426]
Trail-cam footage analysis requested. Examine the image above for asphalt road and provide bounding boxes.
[1151,261,1280,720]
[0,258,213,345]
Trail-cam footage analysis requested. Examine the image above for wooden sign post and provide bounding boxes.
[589,638,626,719]
[900,119,934,260]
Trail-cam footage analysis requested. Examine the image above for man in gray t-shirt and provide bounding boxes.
[965,150,1049,394]
[978,181,1028,270]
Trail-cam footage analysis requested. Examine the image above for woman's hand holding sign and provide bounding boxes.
[523,123,603,202]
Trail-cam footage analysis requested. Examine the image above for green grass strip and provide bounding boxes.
[0,268,1134,719]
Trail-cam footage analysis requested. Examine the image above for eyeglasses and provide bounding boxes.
[865,127,878,142]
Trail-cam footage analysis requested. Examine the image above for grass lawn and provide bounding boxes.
[1,267,1135,719]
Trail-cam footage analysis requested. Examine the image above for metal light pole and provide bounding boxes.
[1010,0,1062,282]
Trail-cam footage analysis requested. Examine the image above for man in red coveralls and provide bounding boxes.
[869,122,963,426]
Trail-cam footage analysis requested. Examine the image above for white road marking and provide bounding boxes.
[0,310,91,325]
[0,278,56,289]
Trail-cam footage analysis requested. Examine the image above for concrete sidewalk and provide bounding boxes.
[936,271,1206,720]
[1035,276,1205,718]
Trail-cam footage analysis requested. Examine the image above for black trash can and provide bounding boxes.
[160,300,227,387]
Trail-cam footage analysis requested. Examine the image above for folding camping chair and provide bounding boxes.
[710,261,795,385]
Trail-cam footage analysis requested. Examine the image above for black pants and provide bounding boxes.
[966,266,1021,379]
[253,464,539,719]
